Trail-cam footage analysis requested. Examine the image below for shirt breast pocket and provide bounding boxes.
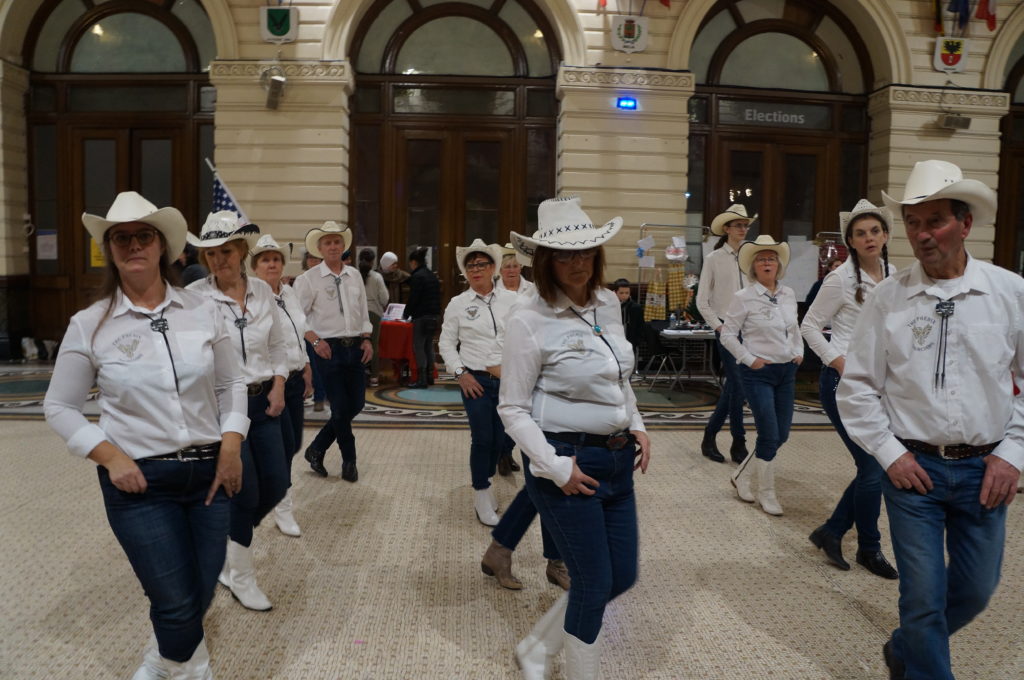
[174,330,213,367]
[966,324,1012,374]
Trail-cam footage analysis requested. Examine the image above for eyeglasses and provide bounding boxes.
[552,248,598,264]
[727,223,751,230]
[107,229,158,248]
[754,256,778,264]
[465,260,493,272]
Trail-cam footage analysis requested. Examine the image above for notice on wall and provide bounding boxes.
[36,230,57,260]
[90,237,106,268]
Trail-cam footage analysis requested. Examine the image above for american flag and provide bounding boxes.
[211,172,250,225]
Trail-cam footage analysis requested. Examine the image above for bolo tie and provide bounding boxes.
[569,307,623,384]
[143,308,180,394]
[934,300,955,388]
[477,293,498,336]
[763,290,788,338]
[276,297,302,348]
[332,276,345,315]
[223,301,250,364]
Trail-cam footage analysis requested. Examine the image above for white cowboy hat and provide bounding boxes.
[187,211,260,249]
[304,220,353,259]
[81,191,188,260]
[454,238,504,279]
[839,198,893,234]
[250,234,288,260]
[710,204,758,236]
[509,197,622,266]
[738,235,790,280]
[881,159,997,226]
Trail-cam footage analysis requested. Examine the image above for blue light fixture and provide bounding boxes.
[616,97,637,110]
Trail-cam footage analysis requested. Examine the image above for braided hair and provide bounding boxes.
[844,213,890,305]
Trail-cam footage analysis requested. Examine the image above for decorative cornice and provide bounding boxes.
[557,66,694,93]
[870,85,1009,116]
[209,60,352,84]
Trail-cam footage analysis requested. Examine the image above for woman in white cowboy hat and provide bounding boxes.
[721,234,803,516]
[495,243,535,296]
[44,191,248,678]
[187,212,290,612]
[250,234,314,538]
[498,197,651,680]
[696,204,756,464]
[801,200,898,579]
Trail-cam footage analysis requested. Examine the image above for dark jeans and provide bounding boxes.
[98,458,229,663]
[884,454,1006,680]
[311,342,366,463]
[492,476,560,560]
[524,436,639,644]
[412,315,438,383]
[368,311,382,377]
[740,362,797,461]
[231,392,288,545]
[461,371,505,490]
[706,333,746,438]
[280,370,307,485]
[305,340,325,403]
[818,366,883,551]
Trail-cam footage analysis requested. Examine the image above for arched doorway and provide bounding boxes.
[348,0,560,300]
[24,0,216,337]
[687,0,872,241]
[996,54,1024,275]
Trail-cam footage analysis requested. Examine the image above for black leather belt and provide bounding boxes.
[897,437,1001,460]
[325,337,363,347]
[145,443,220,462]
[544,431,634,450]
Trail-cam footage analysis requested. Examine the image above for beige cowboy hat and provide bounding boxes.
[510,197,622,266]
[455,238,505,279]
[249,234,288,259]
[839,198,893,234]
[304,220,353,259]
[82,191,188,260]
[738,235,790,280]
[710,204,758,236]
[187,211,260,249]
[881,159,997,226]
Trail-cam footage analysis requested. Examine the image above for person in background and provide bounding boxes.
[179,243,209,287]
[405,247,441,389]
[302,250,326,411]
[801,200,897,580]
[250,234,314,539]
[804,256,845,309]
[613,278,644,349]
[722,235,803,517]
[45,191,248,678]
[495,245,536,296]
[358,249,389,387]
[379,250,410,305]
[696,204,754,464]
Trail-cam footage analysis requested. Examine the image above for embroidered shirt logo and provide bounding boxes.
[466,305,480,320]
[325,285,338,300]
[113,332,143,361]
[908,316,935,351]
[563,329,590,354]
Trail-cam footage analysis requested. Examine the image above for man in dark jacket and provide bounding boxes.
[613,278,644,348]
[406,247,441,388]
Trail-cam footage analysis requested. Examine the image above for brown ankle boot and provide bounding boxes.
[481,540,523,590]
[545,559,571,590]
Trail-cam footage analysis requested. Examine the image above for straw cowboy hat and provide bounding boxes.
[881,159,997,226]
[509,197,622,266]
[304,220,353,259]
[82,191,188,260]
[839,199,893,234]
[187,211,260,249]
[250,234,288,259]
[454,238,505,279]
[710,204,758,236]
[738,235,790,280]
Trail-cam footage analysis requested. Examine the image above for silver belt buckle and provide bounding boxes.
[937,444,950,459]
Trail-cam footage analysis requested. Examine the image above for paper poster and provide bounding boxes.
[36,230,57,260]
[90,237,105,268]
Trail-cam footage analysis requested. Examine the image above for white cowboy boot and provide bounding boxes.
[474,489,500,526]
[563,629,603,680]
[730,451,756,503]
[164,639,213,680]
[515,593,568,680]
[486,479,498,511]
[131,633,169,680]
[756,458,783,516]
[273,490,301,537]
[226,540,272,611]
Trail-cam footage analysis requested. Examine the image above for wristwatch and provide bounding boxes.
[312,338,322,348]
[454,367,468,377]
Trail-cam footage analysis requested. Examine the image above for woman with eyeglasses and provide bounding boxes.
[188,213,290,612]
[696,205,756,464]
[721,235,803,516]
[499,197,650,680]
[44,192,248,678]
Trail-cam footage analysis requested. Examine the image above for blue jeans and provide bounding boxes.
[740,362,796,461]
[311,342,367,463]
[706,333,746,438]
[884,454,1006,680]
[231,391,288,545]
[98,458,229,663]
[280,371,307,484]
[462,371,505,490]
[492,471,560,560]
[524,436,639,644]
[305,340,325,403]
[818,367,883,551]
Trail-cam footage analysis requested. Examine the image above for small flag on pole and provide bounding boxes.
[975,0,997,31]
[206,158,249,225]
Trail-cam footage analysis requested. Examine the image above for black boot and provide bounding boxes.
[304,445,327,477]
[857,549,898,580]
[497,454,513,476]
[809,525,850,570]
[729,437,749,464]
[700,430,725,463]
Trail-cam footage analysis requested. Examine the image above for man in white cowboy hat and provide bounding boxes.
[292,220,373,483]
[837,160,1024,680]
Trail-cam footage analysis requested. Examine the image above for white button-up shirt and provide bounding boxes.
[837,258,1024,471]
[273,284,310,373]
[439,287,517,372]
[498,287,646,487]
[188,275,289,384]
[801,259,897,367]
[363,269,390,317]
[292,262,372,338]
[696,243,745,327]
[495,276,536,296]
[44,286,250,460]
[721,282,802,366]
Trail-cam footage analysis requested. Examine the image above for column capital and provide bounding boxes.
[210,60,353,91]
[869,85,1009,118]
[557,65,694,97]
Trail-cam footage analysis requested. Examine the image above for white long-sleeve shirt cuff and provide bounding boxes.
[876,434,910,470]
[993,439,1024,471]
[220,412,250,438]
[503,418,574,486]
[66,423,108,459]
